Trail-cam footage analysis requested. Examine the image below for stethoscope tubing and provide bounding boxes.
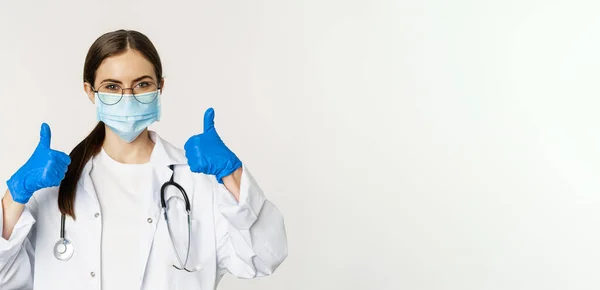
[54,164,196,271]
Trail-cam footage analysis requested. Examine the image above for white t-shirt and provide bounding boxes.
[90,149,154,290]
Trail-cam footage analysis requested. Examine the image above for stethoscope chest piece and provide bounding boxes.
[54,238,74,261]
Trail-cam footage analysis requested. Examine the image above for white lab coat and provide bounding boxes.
[0,132,287,290]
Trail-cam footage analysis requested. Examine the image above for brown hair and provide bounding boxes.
[58,29,163,219]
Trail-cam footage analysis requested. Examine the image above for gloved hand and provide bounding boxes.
[184,108,242,183]
[6,123,71,204]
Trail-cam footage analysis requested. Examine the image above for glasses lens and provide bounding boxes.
[97,83,123,105]
[133,82,159,104]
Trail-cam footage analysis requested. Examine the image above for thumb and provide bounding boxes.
[203,107,215,133]
[38,123,51,148]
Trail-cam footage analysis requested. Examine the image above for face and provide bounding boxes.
[84,49,164,103]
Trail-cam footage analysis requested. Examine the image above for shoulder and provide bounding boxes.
[155,134,187,162]
[172,164,217,192]
[31,187,59,206]
[26,187,59,215]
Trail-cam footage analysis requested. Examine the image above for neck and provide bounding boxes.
[102,126,155,164]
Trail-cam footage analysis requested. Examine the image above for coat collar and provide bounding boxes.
[148,131,188,168]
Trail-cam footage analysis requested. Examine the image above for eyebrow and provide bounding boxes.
[99,75,155,85]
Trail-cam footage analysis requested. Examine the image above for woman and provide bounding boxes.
[0,29,287,290]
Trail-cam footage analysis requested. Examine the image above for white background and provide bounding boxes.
[1,0,599,289]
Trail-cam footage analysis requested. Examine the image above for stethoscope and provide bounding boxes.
[54,165,197,272]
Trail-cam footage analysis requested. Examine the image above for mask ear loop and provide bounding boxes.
[156,91,162,121]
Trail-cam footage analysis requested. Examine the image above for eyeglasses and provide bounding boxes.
[92,81,161,105]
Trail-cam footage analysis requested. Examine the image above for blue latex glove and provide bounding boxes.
[6,123,71,204]
[184,108,242,183]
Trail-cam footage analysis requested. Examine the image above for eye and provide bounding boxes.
[136,81,150,88]
[101,83,121,92]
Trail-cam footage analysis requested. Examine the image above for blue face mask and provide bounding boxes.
[95,91,161,143]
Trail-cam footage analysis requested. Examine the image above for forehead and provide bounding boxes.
[95,49,156,83]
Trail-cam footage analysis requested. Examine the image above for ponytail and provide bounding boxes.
[57,122,105,219]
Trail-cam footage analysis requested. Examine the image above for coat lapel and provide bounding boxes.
[136,131,188,288]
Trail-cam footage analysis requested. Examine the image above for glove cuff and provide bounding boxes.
[216,160,243,184]
[6,176,31,204]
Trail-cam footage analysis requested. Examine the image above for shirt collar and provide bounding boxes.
[78,130,187,187]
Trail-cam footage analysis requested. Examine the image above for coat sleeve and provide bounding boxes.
[0,193,38,290]
[213,165,288,280]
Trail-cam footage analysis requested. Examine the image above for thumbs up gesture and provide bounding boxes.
[6,123,71,204]
[184,108,242,183]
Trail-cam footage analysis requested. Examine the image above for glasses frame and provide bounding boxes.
[91,82,162,106]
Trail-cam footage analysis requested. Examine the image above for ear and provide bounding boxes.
[84,82,95,104]
[159,78,165,93]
